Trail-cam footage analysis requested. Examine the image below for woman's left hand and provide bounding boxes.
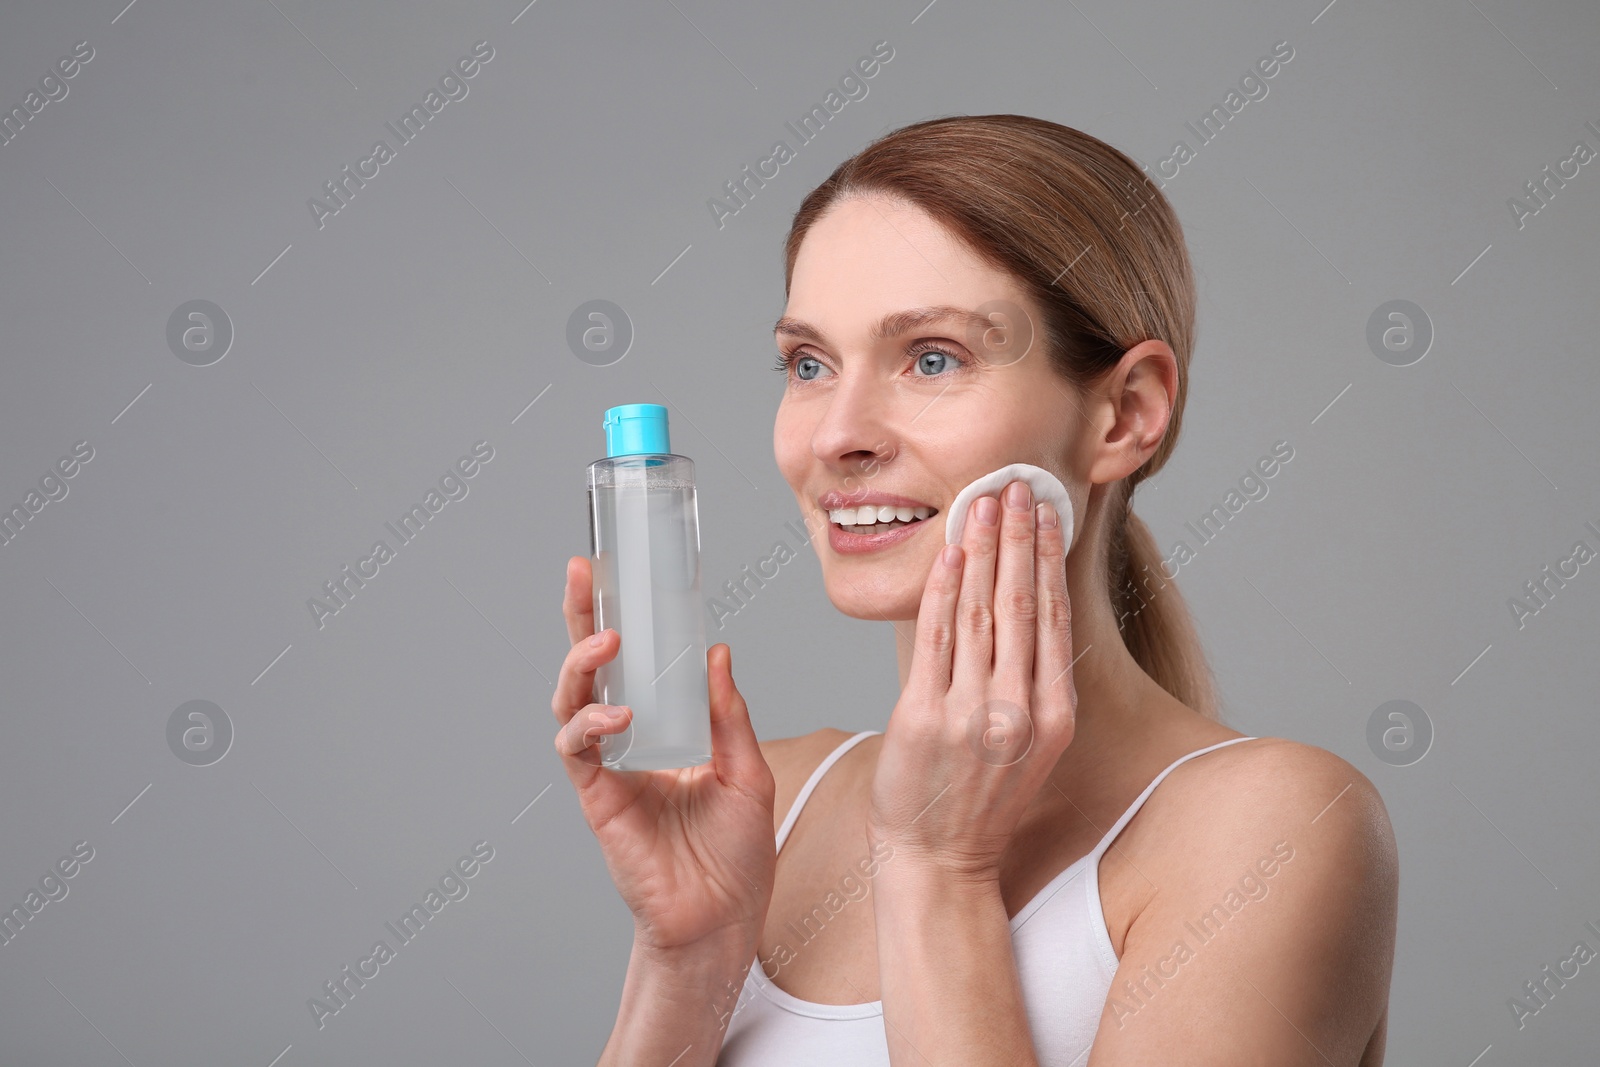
[866,479,1079,881]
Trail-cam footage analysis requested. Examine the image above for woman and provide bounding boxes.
[553,114,1398,1065]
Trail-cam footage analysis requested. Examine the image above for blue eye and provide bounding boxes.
[910,344,963,376]
[772,343,965,383]
[772,349,828,381]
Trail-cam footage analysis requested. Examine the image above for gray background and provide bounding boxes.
[1,0,1596,1063]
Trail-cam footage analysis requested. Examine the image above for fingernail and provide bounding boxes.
[588,631,606,647]
[975,496,999,526]
[942,543,963,568]
[1005,481,1031,511]
[1036,501,1058,529]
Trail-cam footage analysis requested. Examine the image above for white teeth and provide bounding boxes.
[826,503,938,527]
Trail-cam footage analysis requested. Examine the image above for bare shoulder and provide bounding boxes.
[1094,737,1400,1062]
[1149,736,1396,865]
[758,728,859,838]
[1130,734,1400,945]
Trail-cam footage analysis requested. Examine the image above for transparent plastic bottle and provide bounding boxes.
[586,403,712,770]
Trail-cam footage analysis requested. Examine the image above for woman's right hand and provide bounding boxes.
[554,555,778,958]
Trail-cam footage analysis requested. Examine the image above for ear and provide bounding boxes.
[1084,339,1177,486]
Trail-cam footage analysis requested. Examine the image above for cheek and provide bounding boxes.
[773,404,809,480]
[921,421,1008,480]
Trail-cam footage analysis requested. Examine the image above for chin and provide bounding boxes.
[821,564,926,622]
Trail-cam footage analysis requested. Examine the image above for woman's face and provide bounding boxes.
[773,194,1089,622]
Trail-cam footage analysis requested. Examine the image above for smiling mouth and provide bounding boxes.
[827,504,939,535]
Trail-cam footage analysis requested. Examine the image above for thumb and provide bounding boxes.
[707,643,769,793]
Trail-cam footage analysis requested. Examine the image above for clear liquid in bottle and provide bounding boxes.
[586,406,711,770]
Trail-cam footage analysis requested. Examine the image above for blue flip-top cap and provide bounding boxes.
[603,403,671,457]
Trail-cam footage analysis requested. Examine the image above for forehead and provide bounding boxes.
[784,195,1028,333]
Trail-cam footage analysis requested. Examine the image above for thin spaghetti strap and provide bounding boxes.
[1088,735,1260,860]
[774,730,880,854]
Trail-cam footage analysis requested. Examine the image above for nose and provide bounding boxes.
[809,368,898,479]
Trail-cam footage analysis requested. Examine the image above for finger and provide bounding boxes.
[562,556,596,648]
[955,492,1002,681]
[553,704,652,828]
[551,626,618,728]
[993,479,1037,697]
[910,540,965,694]
[1032,499,1076,726]
[555,704,631,764]
[707,644,773,798]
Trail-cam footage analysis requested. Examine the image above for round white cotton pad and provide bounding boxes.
[944,463,1075,549]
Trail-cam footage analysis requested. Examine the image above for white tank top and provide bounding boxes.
[717,730,1259,1065]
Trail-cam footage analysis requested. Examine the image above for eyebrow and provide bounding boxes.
[773,304,996,346]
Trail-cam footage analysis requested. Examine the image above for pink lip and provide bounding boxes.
[827,514,935,554]
[817,489,938,511]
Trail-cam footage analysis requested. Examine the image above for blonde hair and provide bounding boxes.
[783,113,1219,719]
